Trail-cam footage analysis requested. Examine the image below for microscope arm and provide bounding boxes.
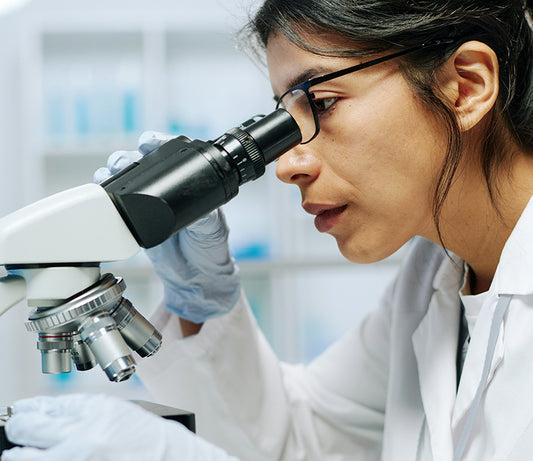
[0,183,140,266]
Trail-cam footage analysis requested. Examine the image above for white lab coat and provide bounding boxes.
[137,196,533,461]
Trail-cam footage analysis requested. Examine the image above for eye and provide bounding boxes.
[310,95,337,114]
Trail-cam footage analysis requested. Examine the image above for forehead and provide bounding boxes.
[265,33,360,96]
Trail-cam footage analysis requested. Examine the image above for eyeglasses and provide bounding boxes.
[275,39,455,144]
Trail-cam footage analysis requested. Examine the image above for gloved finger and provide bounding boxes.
[180,210,235,273]
[138,131,176,155]
[10,396,51,413]
[5,412,76,449]
[12,394,92,416]
[185,209,229,241]
[106,150,143,176]
[93,167,111,184]
[1,446,48,461]
[143,233,179,263]
[144,210,230,268]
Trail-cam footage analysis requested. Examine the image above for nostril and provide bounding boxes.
[290,173,310,183]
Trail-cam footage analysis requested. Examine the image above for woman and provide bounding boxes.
[3,1,533,460]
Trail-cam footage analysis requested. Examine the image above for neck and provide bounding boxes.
[427,148,533,295]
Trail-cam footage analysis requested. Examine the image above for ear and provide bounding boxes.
[438,41,499,131]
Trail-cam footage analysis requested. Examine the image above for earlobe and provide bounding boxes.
[442,41,499,131]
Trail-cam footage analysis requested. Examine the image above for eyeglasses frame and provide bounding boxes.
[275,38,456,144]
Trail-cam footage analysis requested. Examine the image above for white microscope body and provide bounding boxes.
[0,183,140,310]
[0,184,156,382]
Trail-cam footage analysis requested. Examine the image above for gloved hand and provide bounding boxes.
[2,394,239,461]
[94,132,241,324]
[93,131,175,183]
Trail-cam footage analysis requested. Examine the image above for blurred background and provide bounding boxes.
[0,0,403,404]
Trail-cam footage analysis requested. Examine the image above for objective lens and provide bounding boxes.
[71,333,96,371]
[79,312,136,382]
[37,333,73,374]
[110,298,162,357]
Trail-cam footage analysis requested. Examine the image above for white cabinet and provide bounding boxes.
[0,0,403,401]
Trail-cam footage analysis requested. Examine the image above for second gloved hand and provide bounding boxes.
[94,132,241,324]
[2,394,239,461]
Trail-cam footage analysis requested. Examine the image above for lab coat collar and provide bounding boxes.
[493,194,533,295]
[431,249,464,292]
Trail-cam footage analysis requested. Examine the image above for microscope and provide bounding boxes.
[0,108,300,383]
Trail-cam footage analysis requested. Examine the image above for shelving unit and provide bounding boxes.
[0,0,405,402]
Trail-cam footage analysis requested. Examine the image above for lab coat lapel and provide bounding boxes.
[384,310,427,461]
[451,294,505,441]
[412,258,462,461]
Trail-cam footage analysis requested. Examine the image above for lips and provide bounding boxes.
[303,203,348,233]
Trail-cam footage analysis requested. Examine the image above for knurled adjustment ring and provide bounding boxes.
[226,127,265,181]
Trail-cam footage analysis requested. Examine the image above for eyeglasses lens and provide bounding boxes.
[277,89,317,143]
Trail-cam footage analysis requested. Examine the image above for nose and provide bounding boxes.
[275,145,320,185]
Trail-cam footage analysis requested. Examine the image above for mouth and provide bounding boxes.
[304,203,348,233]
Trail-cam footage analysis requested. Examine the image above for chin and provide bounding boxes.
[336,237,399,264]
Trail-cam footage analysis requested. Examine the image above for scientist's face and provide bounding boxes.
[267,33,447,263]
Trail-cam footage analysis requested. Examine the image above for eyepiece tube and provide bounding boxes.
[240,109,302,164]
[103,108,302,249]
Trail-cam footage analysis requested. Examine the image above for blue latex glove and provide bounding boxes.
[2,394,239,461]
[94,132,241,324]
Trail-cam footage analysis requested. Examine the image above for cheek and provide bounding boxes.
[331,84,445,196]
[321,85,446,254]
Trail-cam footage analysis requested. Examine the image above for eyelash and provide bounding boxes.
[310,95,338,115]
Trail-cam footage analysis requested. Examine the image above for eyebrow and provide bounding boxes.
[273,66,335,102]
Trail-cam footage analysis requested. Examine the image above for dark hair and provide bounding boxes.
[245,0,533,244]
